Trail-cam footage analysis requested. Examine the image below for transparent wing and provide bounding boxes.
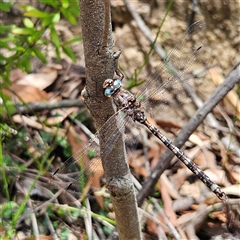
[51,110,139,199]
[135,21,207,117]
[51,21,208,199]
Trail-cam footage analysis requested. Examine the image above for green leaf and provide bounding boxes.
[42,16,53,27]
[39,0,59,8]
[32,47,47,63]
[23,18,34,28]
[68,0,80,17]
[50,26,60,48]
[63,35,82,45]
[63,145,72,158]
[61,7,77,25]
[3,100,17,116]
[55,47,61,61]
[88,149,97,159]
[29,29,44,43]
[24,10,49,18]
[0,201,19,219]
[61,0,69,9]
[0,2,13,12]
[18,49,31,72]
[0,24,16,34]
[0,40,10,49]
[0,72,11,86]
[14,46,25,52]
[52,12,60,24]
[0,53,6,61]
[11,27,34,35]
[62,45,76,62]
[21,5,37,12]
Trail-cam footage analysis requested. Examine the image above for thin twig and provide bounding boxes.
[151,198,182,240]
[44,213,60,240]
[15,99,84,114]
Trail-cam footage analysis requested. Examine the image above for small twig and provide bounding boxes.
[15,181,40,239]
[15,99,84,114]
[84,198,93,240]
[17,187,65,223]
[137,63,240,206]
[138,208,168,232]
[180,78,230,132]
[151,198,182,240]
[68,114,97,143]
[44,213,59,240]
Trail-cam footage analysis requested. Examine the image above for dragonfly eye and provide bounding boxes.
[104,87,114,97]
[104,79,122,97]
[113,79,122,89]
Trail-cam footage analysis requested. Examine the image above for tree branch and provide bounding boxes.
[80,1,141,239]
[14,99,84,114]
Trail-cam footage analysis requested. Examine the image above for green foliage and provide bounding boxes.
[0,201,19,220]
[0,1,13,12]
[56,135,72,157]
[0,0,81,86]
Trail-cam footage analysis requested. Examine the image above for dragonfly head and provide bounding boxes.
[103,78,122,97]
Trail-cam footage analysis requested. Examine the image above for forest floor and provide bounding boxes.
[1,1,240,239]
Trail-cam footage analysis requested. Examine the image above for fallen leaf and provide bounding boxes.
[17,66,58,90]
[160,181,178,226]
[13,115,65,137]
[221,184,240,197]
[44,107,77,125]
[160,173,181,200]
[210,67,240,119]
[204,168,231,187]
[4,84,49,103]
[65,122,104,207]
[10,68,27,83]
[66,121,89,154]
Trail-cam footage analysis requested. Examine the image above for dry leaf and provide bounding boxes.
[221,184,240,197]
[128,149,149,177]
[10,68,27,83]
[65,122,104,207]
[160,173,181,200]
[4,84,49,103]
[66,121,89,153]
[160,182,178,226]
[193,149,216,169]
[210,67,240,119]
[204,168,231,187]
[13,115,65,137]
[17,66,58,90]
[45,107,77,125]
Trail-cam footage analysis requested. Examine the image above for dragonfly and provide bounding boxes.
[52,21,226,201]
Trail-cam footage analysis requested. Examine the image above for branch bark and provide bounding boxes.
[80,1,141,239]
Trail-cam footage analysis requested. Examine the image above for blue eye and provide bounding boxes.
[104,87,114,97]
[113,79,121,89]
[104,79,122,97]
